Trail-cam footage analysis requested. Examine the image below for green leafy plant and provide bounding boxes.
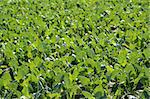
[0,0,149,98]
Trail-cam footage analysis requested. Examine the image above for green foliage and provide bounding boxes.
[0,0,149,98]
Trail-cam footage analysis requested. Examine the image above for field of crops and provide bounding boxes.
[0,0,149,98]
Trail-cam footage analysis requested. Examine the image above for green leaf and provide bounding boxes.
[134,73,144,85]
[79,76,90,85]
[1,71,11,87]
[86,48,95,58]
[128,51,139,63]
[47,93,61,98]
[34,56,42,67]
[29,74,39,83]
[99,39,105,46]
[93,85,104,96]
[106,65,114,75]
[82,91,95,99]
[118,49,127,66]
[15,66,29,81]
[8,82,18,93]
[143,47,150,59]
[22,86,30,97]
[64,74,71,88]
[124,64,136,75]
[0,69,3,74]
